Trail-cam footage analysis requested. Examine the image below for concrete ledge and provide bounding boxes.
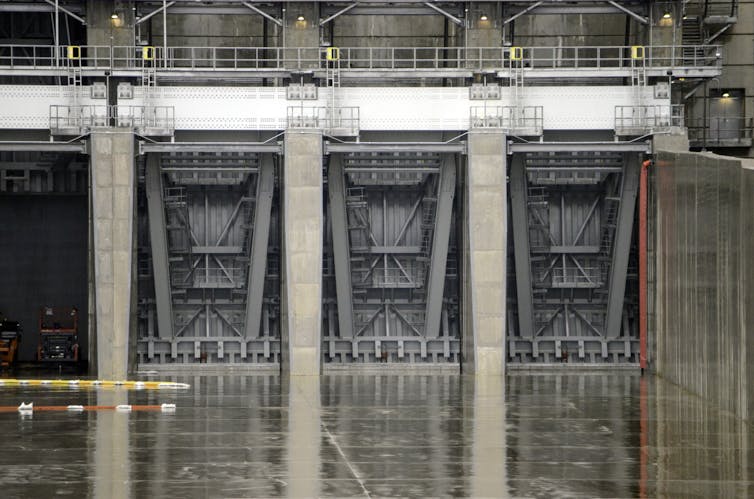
[507,363,640,371]
[136,363,280,374]
[324,363,460,374]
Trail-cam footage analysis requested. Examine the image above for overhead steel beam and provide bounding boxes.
[320,2,359,25]
[423,2,464,26]
[140,142,282,154]
[328,155,356,339]
[424,155,456,339]
[0,141,87,153]
[510,154,535,338]
[145,154,174,340]
[245,154,274,339]
[0,4,82,13]
[509,142,650,153]
[605,1,647,24]
[326,142,466,154]
[135,1,176,25]
[504,1,543,24]
[322,6,432,15]
[605,154,640,338]
[242,2,283,26]
[43,0,86,24]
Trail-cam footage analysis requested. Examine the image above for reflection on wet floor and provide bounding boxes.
[0,372,751,498]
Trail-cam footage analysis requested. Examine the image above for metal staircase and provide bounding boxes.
[163,186,193,295]
[345,187,371,293]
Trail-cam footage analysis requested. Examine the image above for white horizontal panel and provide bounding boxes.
[0,84,668,132]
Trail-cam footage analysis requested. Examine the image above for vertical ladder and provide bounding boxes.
[510,57,524,102]
[164,185,193,294]
[326,58,340,131]
[346,187,370,293]
[67,58,82,107]
[142,58,157,129]
[630,57,646,100]
[599,195,621,285]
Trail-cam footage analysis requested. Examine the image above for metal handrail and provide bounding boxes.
[0,44,724,72]
[615,105,685,133]
[687,116,753,143]
[470,105,543,134]
[49,104,175,133]
[287,106,359,135]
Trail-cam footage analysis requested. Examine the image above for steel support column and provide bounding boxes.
[606,154,641,338]
[328,155,355,339]
[244,154,275,339]
[424,156,457,338]
[145,154,173,339]
[510,154,535,338]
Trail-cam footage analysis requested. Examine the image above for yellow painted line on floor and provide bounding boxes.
[0,379,190,390]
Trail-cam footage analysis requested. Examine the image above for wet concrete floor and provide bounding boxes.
[0,372,751,498]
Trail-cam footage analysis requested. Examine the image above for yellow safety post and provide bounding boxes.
[326,47,340,61]
[142,46,156,61]
[66,46,81,60]
[631,46,645,60]
[510,47,523,61]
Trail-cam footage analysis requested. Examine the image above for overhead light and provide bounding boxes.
[111,13,119,20]
[682,13,688,20]
[296,15,305,21]
[678,77,685,81]
[480,14,488,21]
[662,11,672,19]
[722,92,730,98]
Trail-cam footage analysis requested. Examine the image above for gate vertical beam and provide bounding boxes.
[424,156,457,338]
[245,154,275,339]
[328,155,355,338]
[606,154,641,338]
[510,154,535,338]
[145,153,174,339]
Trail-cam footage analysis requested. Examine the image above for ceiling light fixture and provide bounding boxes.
[297,15,305,21]
[662,11,672,19]
[722,92,731,98]
[111,13,119,19]
[480,14,488,21]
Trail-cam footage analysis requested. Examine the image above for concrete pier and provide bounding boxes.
[281,131,323,375]
[90,130,136,379]
[462,131,507,374]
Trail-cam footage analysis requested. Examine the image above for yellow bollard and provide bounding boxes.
[631,46,645,60]
[326,47,340,61]
[66,46,81,60]
[142,46,156,61]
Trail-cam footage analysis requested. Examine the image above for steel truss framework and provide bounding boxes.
[137,151,280,364]
[508,150,640,363]
[323,152,460,363]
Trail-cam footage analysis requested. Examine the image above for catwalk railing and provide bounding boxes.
[687,116,753,147]
[614,105,685,136]
[0,44,723,75]
[49,104,175,136]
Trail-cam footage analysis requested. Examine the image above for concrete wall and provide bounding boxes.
[512,14,642,46]
[87,0,135,48]
[653,150,753,421]
[685,2,754,157]
[148,15,269,48]
[0,196,88,361]
[332,16,452,47]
